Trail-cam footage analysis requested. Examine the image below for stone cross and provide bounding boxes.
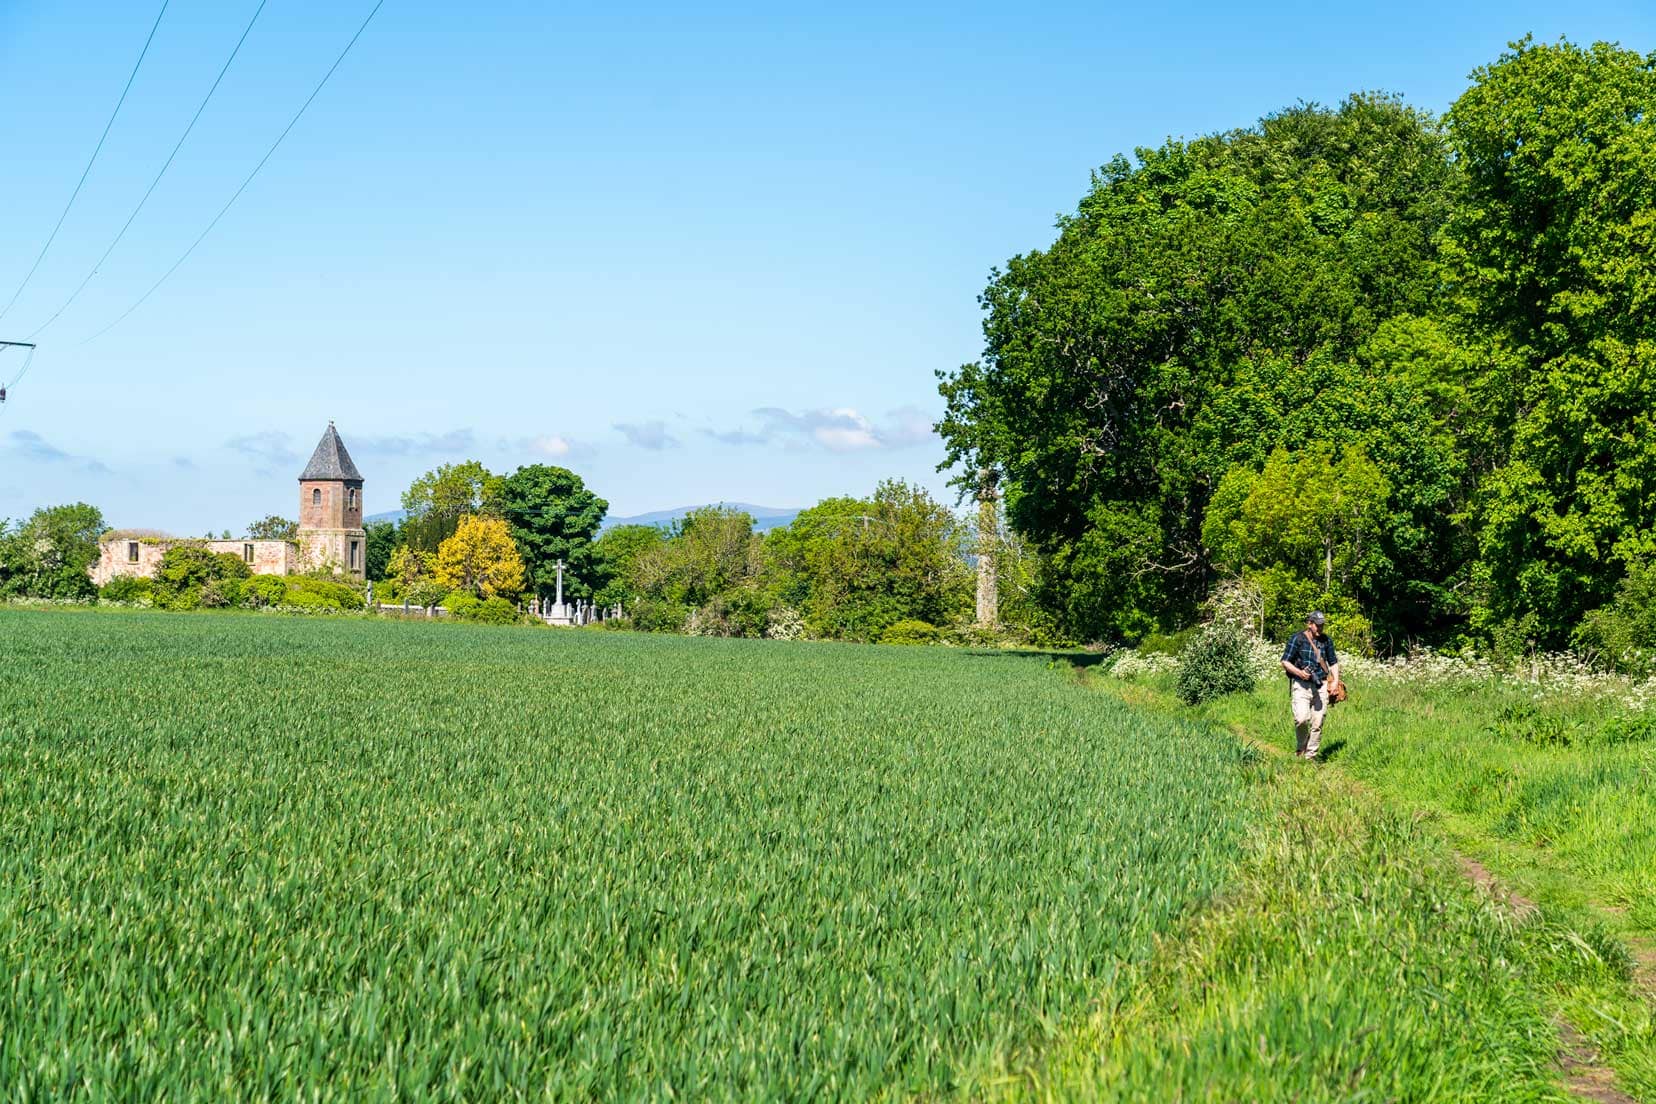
[554,560,565,611]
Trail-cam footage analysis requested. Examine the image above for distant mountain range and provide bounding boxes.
[365,504,801,533]
[602,504,800,533]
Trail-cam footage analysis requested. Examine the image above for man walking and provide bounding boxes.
[1280,611,1341,760]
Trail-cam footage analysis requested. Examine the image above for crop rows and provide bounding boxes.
[0,610,1252,1099]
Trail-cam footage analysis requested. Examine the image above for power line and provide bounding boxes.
[25,0,270,342]
[81,0,388,346]
[0,1,170,324]
[0,342,39,414]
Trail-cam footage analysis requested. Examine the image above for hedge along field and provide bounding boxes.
[0,609,1252,1100]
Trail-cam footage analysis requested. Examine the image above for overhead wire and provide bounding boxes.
[0,345,38,416]
[81,0,388,347]
[0,0,170,324]
[24,0,270,342]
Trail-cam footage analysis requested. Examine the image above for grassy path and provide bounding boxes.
[1078,668,1656,1103]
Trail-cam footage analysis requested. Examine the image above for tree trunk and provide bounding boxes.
[976,468,999,627]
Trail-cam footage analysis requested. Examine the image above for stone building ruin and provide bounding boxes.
[91,423,368,586]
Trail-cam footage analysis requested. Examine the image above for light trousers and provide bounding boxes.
[1290,679,1330,757]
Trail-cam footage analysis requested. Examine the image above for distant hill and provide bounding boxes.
[367,504,800,533]
[602,504,800,533]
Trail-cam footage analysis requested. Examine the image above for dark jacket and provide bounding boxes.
[1282,630,1338,686]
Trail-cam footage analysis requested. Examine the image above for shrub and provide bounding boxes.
[199,578,238,608]
[153,545,251,610]
[1574,560,1656,674]
[1175,623,1257,705]
[630,597,692,634]
[444,593,482,620]
[444,594,518,625]
[283,577,363,612]
[1138,627,1197,656]
[474,597,519,625]
[242,575,289,609]
[880,619,941,646]
[765,604,806,641]
[98,576,153,604]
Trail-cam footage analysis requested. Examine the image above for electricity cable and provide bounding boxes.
[81,0,387,346]
[0,344,39,417]
[0,1,171,323]
[25,0,270,342]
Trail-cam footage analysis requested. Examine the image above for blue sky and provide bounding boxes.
[2,1,1653,533]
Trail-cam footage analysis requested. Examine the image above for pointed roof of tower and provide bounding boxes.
[298,421,363,482]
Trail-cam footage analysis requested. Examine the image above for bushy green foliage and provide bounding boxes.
[498,464,607,600]
[97,575,153,604]
[242,575,288,609]
[592,524,665,609]
[1573,559,1656,675]
[152,544,250,610]
[0,503,104,600]
[363,520,396,582]
[938,40,1656,653]
[281,576,363,611]
[1175,623,1257,705]
[444,593,519,625]
[245,515,297,541]
[880,619,940,645]
[686,587,773,638]
[399,460,502,552]
[443,592,480,619]
[762,481,973,642]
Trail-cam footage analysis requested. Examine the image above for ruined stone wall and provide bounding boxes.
[90,539,297,586]
[91,540,167,587]
[205,540,295,576]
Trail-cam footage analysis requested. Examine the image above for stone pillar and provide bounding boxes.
[975,467,999,627]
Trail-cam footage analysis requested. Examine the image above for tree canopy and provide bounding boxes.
[937,39,1656,651]
[497,464,607,599]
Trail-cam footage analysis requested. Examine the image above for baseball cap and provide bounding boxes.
[1307,611,1327,626]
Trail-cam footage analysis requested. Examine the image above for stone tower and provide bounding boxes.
[297,422,366,579]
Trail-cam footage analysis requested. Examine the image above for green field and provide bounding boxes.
[1,609,1647,1100]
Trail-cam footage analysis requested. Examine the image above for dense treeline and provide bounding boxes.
[938,38,1656,657]
[385,464,976,641]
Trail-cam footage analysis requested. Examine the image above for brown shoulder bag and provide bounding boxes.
[1306,630,1347,703]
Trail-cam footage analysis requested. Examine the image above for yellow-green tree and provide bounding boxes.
[435,515,525,599]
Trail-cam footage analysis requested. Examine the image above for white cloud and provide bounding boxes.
[528,434,574,457]
[708,405,937,453]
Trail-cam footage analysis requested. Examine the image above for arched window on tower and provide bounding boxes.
[312,488,321,507]
[348,487,357,509]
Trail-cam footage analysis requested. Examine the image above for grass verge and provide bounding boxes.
[1060,669,1656,1102]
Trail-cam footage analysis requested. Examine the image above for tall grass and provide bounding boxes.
[0,609,1249,1100]
[1098,655,1656,1100]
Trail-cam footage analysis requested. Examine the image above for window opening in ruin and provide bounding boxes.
[348,488,356,509]
[313,488,321,506]
[243,544,254,564]
[127,541,139,563]
[350,540,360,569]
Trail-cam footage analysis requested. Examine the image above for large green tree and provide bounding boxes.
[938,95,1457,642]
[1443,39,1656,644]
[400,461,502,551]
[0,503,104,599]
[592,524,666,609]
[765,480,973,641]
[497,465,608,599]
